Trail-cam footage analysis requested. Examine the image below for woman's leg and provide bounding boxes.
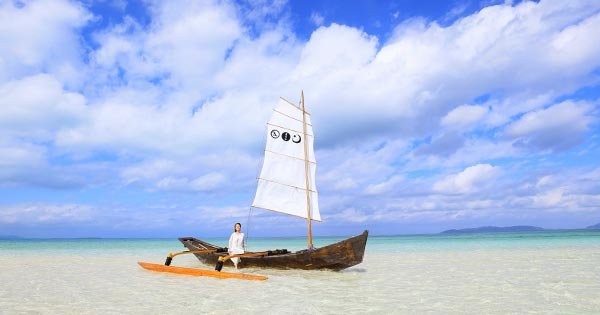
[231,257,239,268]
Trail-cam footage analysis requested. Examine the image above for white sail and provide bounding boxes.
[252,98,321,221]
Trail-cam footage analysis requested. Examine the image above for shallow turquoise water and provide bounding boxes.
[2,230,599,253]
[1,230,599,314]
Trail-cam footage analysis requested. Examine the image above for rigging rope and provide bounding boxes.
[245,206,253,250]
[246,144,265,250]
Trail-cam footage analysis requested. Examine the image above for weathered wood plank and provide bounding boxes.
[178,230,368,271]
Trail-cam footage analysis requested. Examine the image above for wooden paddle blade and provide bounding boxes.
[138,262,267,281]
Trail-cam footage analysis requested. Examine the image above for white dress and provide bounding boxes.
[228,232,245,266]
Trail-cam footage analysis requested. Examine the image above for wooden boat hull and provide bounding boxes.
[179,230,368,271]
[138,262,267,280]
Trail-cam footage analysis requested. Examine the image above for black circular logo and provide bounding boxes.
[270,129,280,139]
[292,134,301,143]
[282,132,291,141]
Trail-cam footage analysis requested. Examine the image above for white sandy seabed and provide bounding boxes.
[1,237,599,314]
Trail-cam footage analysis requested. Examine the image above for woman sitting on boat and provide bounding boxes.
[228,223,245,269]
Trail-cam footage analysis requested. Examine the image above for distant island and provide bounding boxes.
[587,223,600,229]
[442,223,600,233]
[441,226,545,234]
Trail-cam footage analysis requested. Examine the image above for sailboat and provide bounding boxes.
[179,93,368,271]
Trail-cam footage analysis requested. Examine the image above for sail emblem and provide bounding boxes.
[269,129,302,144]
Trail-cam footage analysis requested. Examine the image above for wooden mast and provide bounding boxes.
[300,91,313,249]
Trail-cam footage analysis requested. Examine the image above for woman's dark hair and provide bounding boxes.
[234,222,241,232]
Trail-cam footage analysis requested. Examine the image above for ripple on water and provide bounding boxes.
[1,235,600,314]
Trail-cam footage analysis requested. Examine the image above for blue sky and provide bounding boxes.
[1,0,599,238]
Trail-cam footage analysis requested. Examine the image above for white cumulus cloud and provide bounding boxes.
[441,105,489,129]
[505,100,595,151]
[434,164,500,194]
[1,0,600,232]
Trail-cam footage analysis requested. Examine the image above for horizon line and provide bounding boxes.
[2,227,599,240]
